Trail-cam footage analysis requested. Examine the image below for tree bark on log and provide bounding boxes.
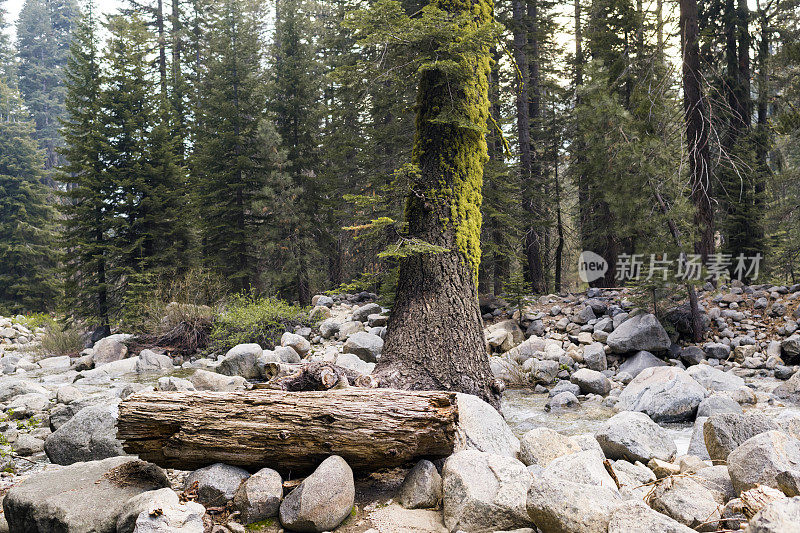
[117,388,458,474]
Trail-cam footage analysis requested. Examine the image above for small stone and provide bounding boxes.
[185,463,251,507]
[233,468,282,524]
[397,459,441,509]
[279,455,354,533]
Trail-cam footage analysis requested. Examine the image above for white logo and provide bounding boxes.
[579,251,608,283]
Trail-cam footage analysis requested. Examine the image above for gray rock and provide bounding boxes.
[352,303,382,322]
[342,331,383,363]
[319,318,341,339]
[274,345,301,363]
[279,455,354,533]
[135,350,173,373]
[454,392,520,457]
[397,459,442,509]
[570,368,611,395]
[595,411,677,463]
[697,394,743,418]
[233,467,283,524]
[48,395,110,431]
[530,359,560,385]
[608,500,696,533]
[44,402,125,465]
[188,369,247,391]
[519,427,581,467]
[686,364,746,392]
[442,450,531,532]
[777,470,800,497]
[5,393,49,419]
[704,413,778,462]
[0,379,48,403]
[13,434,44,456]
[773,370,800,404]
[606,313,671,353]
[313,295,334,308]
[616,366,706,422]
[526,477,623,533]
[648,476,723,531]
[727,431,800,494]
[618,350,668,379]
[185,463,250,507]
[694,465,736,503]
[688,417,711,460]
[681,346,706,366]
[335,353,375,375]
[117,488,200,533]
[744,496,800,533]
[704,343,731,360]
[216,343,262,379]
[583,343,607,371]
[549,380,581,398]
[156,376,195,391]
[546,391,579,410]
[542,449,618,489]
[281,332,311,356]
[93,334,132,366]
[56,384,84,404]
[611,460,656,500]
[132,500,205,533]
[3,457,169,533]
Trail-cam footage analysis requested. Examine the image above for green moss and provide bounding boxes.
[407,0,494,281]
[245,519,274,532]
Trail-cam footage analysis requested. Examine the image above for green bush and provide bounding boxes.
[38,323,85,356]
[210,294,312,353]
[16,312,56,329]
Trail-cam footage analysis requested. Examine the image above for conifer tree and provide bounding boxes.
[193,0,272,292]
[16,0,79,174]
[0,70,57,312]
[60,3,111,327]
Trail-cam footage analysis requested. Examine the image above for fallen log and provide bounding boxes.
[117,388,458,474]
[261,361,379,391]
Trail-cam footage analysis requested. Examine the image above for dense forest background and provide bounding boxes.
[1,0,799,328]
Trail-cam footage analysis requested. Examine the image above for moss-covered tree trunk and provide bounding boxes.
[375,0,500,408]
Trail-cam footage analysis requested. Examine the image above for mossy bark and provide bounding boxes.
[375,0,500,408]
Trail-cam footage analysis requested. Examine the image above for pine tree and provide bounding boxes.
[0,71,57,312]
[193,0,272,293]
[16,0,79,174]
[60,3,111,327]
[269,0,325,303]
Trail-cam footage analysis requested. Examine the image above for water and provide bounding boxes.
[501,388,694,456]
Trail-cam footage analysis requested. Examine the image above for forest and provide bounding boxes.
[0,0,798,327]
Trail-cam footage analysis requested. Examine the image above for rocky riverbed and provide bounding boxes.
[2,283,800,532]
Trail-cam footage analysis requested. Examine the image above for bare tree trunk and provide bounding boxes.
[680,0,714,261]
[375,0,499,408]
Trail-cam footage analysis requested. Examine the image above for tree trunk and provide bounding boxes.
[375,0,499,408]
[680,0,714,261]
[117,389,458,473]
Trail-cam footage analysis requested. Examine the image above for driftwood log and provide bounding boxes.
[117,388,458,474]
[260,361,379,391]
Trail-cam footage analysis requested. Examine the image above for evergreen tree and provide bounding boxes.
[0,70,57,312]
[269,0,325,303]
[60,3,111,326]
[16,0,79,174]
[193,0,272,293]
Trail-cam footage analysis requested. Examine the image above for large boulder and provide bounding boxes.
[135,350,173,373]
[397,459,442,509]
[442,450,531,532]
[606,313,671,353]
[0,379,48,403]
[686,364,747,392]
[618,351,668,379]
[184,463,251,507]
[595,411,677,463]
[727,431,800,494]
[541,449,618,489]
[352,302,381,322]
[703,413,779,462]
[697,393,743,418]
[93,334,132,366]
[526,476,623,533]
[216,343,262,380]
[342,331,383,363]
[773,371,800,404]
[279,455,354,533]
[44,402,125,465]
[608,500,696,533]
[454,393,520,458]
[583,343,607,371]
[519,427,581,467]
[648,476,723,531]
[570,368,611,395]
[188,369,247,391]
[688,417,711,460]
[233,467,283,524]
[3,457,170,533]
[616,366,706,422]
[281,332,311,356]
[745,496,800,532]
[117,488,204,533]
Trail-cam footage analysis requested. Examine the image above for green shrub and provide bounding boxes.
[210,294,312,353]
[16,312,55,329]
[38,323,85,356]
